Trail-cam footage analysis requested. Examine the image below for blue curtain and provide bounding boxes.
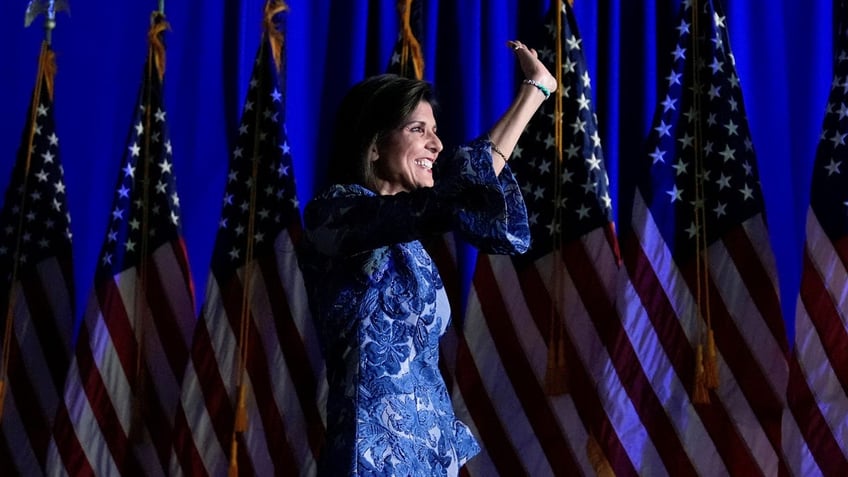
[0,0,834,340]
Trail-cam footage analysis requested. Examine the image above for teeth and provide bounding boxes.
[415,159,433,170]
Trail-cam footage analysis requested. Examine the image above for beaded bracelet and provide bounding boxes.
[522,79,551,99]
[490,141,508,162]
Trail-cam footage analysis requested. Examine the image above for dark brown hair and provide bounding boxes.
[327,74,437,189]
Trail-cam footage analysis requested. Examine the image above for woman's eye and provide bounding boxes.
[408,126,424,134]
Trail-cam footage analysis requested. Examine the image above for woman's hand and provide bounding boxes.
[508,40,557,98]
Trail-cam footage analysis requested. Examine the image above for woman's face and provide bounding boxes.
[372,100,443,195]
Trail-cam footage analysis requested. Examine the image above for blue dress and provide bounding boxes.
[299,139,530,477]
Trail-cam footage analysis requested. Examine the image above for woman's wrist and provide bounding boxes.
[521,79,551,99]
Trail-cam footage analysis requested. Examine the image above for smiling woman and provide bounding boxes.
[297,41,556,477]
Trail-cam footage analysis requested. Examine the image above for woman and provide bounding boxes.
[299,41,556,476]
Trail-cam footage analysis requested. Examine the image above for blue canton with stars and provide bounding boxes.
[210,36,301,280]
[810,5,848,241]
[510,2,614,266]
[638,0,766,263]
[96,51,184,280]
[0,67,73,311]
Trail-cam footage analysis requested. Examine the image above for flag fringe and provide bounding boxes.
[228,438,239,477]
[704,328,719,389]
[693,344,709,404]
[586,434,615,477]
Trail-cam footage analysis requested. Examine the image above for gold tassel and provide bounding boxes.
[544,321,569,395]
[148,13,171,81]
[264,0,289,73]
[397,0,425,79]
[692,344,709,404]
[43,47,57,100]
[704,329,719,389]
[234,383,248,432]
[228,437,240,477]
[586,434,615,477]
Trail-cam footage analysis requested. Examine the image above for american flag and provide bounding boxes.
[784,0,848,474]
[170,3,325,475]
[47,13,197,476]
[444,2,624,475]
[616,0,790,474]
[0,44,74,476]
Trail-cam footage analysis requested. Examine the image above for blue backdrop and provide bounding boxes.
[0,0,834,342]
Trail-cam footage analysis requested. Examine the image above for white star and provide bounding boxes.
[271,88,283,102]
[713,202,727,217]
[661,95,677,112]
[577,93,591,111]
[739,183,754,200]
[685,222,700,238]
[654,120,672,138]
[716,173,732,189]
[709,57,724,74]
[708,84,721,100]
[718,145,735,162]
[566,34,582,51]
[667,71,682,86]
[582,178,597,194]
[672,44,686,61]
[677,132,694,149]
[724,119,739,136]
[727,73,740,89]
[824,159,842,176]
[576,204,591,219]
[830,132,847,148]
[649,147,666,164]
[229,247,240,260]
[159,159,173,174]
[155,108,167,122]
[671,158,688,176]
[666,184,683,202]
[585,154,601,171]
[571,118,587,134]
[125,240,136,252]
[129,143,141,157]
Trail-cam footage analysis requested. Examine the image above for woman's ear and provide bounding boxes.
[369,144,379,162]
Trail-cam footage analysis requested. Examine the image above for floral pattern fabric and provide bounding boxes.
[299,139,530,476]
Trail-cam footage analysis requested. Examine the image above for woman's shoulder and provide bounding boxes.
[313,183,375,201]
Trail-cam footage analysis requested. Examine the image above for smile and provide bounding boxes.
[414,159,434,170]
